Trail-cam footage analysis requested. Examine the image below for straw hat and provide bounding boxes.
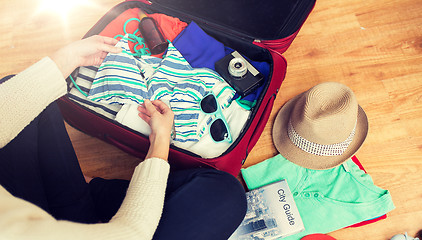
[272,82,368,169]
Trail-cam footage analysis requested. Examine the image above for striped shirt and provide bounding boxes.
[68,66,122,120]
[88,37,235,142]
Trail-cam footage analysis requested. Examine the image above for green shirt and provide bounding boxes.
[241,154,395,240]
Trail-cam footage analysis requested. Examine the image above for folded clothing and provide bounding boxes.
[115,100,250,159]
[68,12,257,155]
[68,66,122,120]
[89,37,235,143]
[67,64,249,158]
[241,154,395,240]
[173,21,225,71]
[115,104,151,136]
[173,21,271,109]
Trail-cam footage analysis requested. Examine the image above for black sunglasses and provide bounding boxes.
[200,92,232,143]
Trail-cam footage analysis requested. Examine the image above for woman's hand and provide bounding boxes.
[50,35,121,78]
[138,99,174,161]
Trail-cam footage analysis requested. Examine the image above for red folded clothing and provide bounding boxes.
[98,8,187,58]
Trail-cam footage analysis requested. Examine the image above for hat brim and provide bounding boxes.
[272,92,368,170]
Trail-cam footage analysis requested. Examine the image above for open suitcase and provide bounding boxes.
[57,0,316,176]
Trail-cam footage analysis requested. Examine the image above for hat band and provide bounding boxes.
[287,120,356,156]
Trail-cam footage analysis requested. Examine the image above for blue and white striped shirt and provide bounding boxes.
[88,37,235,143]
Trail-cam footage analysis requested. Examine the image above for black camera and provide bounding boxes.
[215,51,264,97]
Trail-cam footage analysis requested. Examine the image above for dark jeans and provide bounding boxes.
[0,101,246,239]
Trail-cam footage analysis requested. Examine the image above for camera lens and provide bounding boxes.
[228,58,247,78]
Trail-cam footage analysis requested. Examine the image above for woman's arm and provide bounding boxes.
[0,97,174,240]
[0,158,170,240]
[50,36,122,78]
[0,36,121,148]
[0,57,66,148]
[0,36,175,239]
[138,99,175,161]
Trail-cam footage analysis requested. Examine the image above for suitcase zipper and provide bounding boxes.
[137,0,257,43]
[253,31,299,55]
[131,0,152,5]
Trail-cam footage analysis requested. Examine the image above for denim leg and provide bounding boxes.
[153,168,247,240]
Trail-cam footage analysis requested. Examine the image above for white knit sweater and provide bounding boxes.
[0,57,170,240]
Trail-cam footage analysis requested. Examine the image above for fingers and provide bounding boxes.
[98,42,122,54]
[137,100,174,121]
[89,35,121,54]
[137,100,155,122]
[138,111,151,124]
[137,103,151,123]
[138,100,174,142]
[142,99,168,114]
[143,99,156,113]
[150,100,170,113]
[100,51,108,60]
[100,36,119,45]
[137,103,148,115]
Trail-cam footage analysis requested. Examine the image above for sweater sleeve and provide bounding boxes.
[0,57,67,148]
[0,158,170,240]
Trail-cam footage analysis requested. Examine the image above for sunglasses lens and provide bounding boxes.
[210,119,228,142]
[201,94,218,113]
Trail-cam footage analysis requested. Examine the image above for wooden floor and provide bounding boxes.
[1,0,421,239]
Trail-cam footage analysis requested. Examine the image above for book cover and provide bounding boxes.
[229,179,304,240]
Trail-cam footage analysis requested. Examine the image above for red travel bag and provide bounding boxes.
[57,0,316,176]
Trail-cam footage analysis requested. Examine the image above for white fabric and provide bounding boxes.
[115,99,250,158]
[115,104,152,136]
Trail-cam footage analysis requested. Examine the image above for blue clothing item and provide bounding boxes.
[89,37,235,143]
[173,21,226,71]
[173,22,270,109]
[241,154,395,240]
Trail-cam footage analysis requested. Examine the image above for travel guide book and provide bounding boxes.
[229,179,304,240]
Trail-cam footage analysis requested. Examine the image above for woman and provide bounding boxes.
[0,35,246,240]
